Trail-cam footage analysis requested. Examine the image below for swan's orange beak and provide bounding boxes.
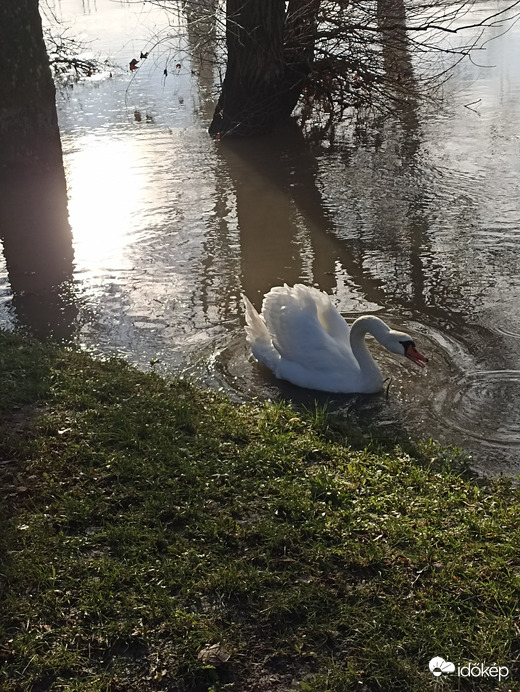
[405,344,428,367]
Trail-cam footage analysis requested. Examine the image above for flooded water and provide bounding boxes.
[2,0,520,475]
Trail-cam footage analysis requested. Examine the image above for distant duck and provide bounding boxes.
[243,284,427,394]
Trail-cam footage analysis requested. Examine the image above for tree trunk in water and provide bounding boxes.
[0,0,75,338]
[377,0,418,104]
[209,0,319,137]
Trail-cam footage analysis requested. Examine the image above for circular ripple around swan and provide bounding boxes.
[492,324,520,341]
[433,370,520,445]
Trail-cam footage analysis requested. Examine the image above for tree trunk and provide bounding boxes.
[0,0,75,338]
[209,0,319,137]
[377,0,417,102]
[0,0,64,174]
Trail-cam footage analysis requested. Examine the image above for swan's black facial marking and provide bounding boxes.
[401,340,428,367]
[400,340,415,350]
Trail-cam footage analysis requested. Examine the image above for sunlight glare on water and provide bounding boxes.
[67,136,145,273]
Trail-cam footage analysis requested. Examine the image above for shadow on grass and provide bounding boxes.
[0,330,56,565]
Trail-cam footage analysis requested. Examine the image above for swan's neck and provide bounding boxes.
[350,316,388,387]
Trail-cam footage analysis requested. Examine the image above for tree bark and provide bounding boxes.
[209,0,319,137]
[0,0,75,338]
[0,0,65,174]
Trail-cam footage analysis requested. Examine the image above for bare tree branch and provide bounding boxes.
[145,0,520,136]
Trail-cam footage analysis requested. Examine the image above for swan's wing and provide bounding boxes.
[242,294,281,372]
[310,286,352,342]
[261,284,356,371]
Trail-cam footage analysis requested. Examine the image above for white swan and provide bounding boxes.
[243,284,428,394]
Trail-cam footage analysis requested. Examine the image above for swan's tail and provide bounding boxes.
[242,294,280,371]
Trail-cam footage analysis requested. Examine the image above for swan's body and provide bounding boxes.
[243,284,427,394]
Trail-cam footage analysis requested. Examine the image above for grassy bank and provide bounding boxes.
[0,331,519,691]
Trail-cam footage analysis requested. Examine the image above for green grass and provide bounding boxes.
[0,330,519,691]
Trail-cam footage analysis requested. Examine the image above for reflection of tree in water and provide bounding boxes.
[207,120,389,310]
[204,118,488,342]
[184,0,219,121]
[321,0,487,327]
[0,173,77,340]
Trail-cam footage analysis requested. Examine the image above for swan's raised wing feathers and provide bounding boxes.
[307,285,352,342]
[261,284,355,372]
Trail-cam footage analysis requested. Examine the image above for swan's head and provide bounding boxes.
[385,330,428,367]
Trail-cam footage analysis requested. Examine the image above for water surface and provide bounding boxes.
[2,0,520,475]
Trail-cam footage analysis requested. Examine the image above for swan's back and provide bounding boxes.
[260,284,353,370]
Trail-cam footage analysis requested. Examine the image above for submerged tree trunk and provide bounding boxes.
[0,0,75,338]
[209,0,319,137]
[377,0,417,103]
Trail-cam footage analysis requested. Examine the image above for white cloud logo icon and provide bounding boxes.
[429,656,456,677]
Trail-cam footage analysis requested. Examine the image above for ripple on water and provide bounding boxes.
[184,324,520,475]
[491,324,520,341]
[434,370,520,446]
